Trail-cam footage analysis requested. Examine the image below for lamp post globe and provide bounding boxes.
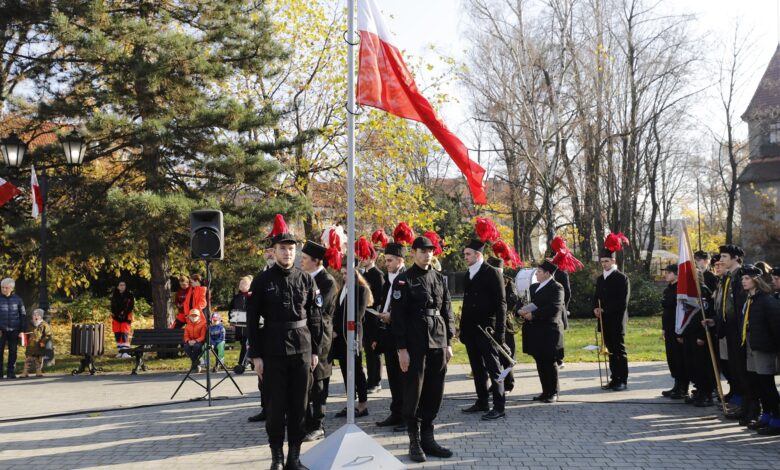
[60,130,86,166]
[1,132,27,168]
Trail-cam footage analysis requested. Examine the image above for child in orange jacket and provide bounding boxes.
[183,309,207,372]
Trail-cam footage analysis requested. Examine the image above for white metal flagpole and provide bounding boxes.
[346,0,357,426]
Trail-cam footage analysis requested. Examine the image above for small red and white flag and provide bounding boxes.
[356,0,487,205]
[0,177,21,208]
[675,225,702,334]
[31,165,43,219]
[19,332,28,347]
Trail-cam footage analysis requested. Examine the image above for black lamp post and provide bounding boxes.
[0,130,86,322]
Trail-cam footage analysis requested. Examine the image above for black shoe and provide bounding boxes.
[661,383,677,397]
[739,415,758,427]
[270,446,284,470]
[602,380,617,390]
[481,409,506,420]
[285,443,308,470]
[725,406,744,420]
[356,408,369,417]
[303,428,324,442]
[684,391,699,405]
[420,428,453,458]
[408,430,426,462]
[670,390,689,400]
[367,385,382,394]
[462,403,489,413]
[611,383,627,392]
[747,418,771,430]
[757,425,780,435]
[335,407,348,418]
[376,415,403,427]
[532,394,546,401]
[694,396,714,408]
[393,423,406,432]
[248,410,266,422]
[543,394,559,403]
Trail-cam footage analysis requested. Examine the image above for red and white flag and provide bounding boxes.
[0,177,21,208]
[675,225,702,334]
[31,165,43,219]
[19,332,28,347]
[356,0,487,205]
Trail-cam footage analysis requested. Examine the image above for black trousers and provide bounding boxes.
[264,353,311,447]
[365,345,383,388]
[664,335,688,385]
[725,331,754,402]
[338,351,368,403]
[464,338,505,411]
[684,337,714,395]
[306,377,330,431]
[604,325,628,383]
[534,357,558,396]
[402,347,446,430]
[383,345,404,418]
[0,330,19,377]
[750,372,780,416]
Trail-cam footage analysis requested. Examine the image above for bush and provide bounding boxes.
[568,264,661,318]
[51,293,152,323]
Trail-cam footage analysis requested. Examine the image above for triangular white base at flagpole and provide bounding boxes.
[300,423,406,470]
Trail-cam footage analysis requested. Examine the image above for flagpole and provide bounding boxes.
[683,222,725,412]
[345,0,357,426]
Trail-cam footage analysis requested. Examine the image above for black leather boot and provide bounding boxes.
[285,443,308,470]
[408,426,426,462]
[420,423,453,458]
[270,446,284,470]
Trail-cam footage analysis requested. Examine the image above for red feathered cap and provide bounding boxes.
[324,229,342,270]
[355,236,376,261]
[371,229,389,248]
[492,240,522,269]
[422,231,443,256]
[550,236,583,273]
[268,214,288,238]
[393,222,415,246]
[604,232,629,252]
[475,217,500,243]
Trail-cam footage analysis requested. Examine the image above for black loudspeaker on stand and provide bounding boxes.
[172,210,242,405]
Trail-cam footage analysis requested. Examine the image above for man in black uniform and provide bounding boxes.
[359,246,385,393]
[375,241,407,431]
[486,257,519,393]
[519,260,565,402]
[391,236,455,463]
[592,243,631,391]
[460,239,507,420]
[300,241,338,442]
[695,251,719,293]
[247,222,323,470]
[248,245,276,423]
[660,264,688,399]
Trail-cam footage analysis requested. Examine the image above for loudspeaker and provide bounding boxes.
[191,209,224,260]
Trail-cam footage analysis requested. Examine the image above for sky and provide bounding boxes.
[370,0,780,148]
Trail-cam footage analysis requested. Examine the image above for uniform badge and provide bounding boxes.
[392,290,401,300]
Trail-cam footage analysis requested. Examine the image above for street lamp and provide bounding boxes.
[0,132,27,168]
[60,130,86,166]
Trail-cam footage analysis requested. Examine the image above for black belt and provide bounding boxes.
[266,319,307,329]
[420,309,439,317]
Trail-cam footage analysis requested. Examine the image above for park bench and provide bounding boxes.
[128,326,238,374]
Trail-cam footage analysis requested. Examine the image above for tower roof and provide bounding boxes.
[742,44,780,120]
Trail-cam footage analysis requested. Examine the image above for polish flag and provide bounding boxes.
[675,225,702,334]
[357,0,487,205]
[0,177,21,208]
[31,165,43,219]
[19,332,28,347]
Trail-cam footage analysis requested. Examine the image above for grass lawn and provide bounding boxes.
[29,301,664,375]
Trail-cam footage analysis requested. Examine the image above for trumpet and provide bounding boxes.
[477,325,516,366]
[595,300,610,389]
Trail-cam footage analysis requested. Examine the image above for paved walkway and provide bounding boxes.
[1,362,778,469]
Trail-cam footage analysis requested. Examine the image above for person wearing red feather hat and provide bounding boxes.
[246,214,323,470]
[549,236,583,368]
[592,233,631,391]
[356,236,386,394]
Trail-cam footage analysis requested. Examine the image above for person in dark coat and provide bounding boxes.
[0,278,26,379]
[246,216,322,470]
[300,241,338,442]
[358,242,385,393]
[660,264,688,399]
[682,275,717,407]
[519,260,565,403]
[592,236,631,391]
[738,265,780,435]
[459,239,507,420]
[391,235,455,463]
[110,281,134,356]
[486,257,519,393]
[375,242,407,430]
[228,276,252,366]
[695,251,719,294]
[330,262,372,418]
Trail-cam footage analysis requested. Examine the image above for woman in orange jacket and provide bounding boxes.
[183,274,209,320]
[183,309,207,372]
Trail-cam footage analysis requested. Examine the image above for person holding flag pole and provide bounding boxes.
[677,223,725,412]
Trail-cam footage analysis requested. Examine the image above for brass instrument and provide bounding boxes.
[595,300,610,388]
[477,325,517,368]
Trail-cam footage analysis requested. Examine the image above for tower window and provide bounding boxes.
[769,122,780,143]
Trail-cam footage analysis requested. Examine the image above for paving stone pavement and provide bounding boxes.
[1,362,779,469]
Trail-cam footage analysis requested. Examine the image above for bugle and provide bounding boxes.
[477,325,516,366]
[595,300,610,388]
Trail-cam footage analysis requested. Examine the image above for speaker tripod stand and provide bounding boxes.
[171,260,243,405]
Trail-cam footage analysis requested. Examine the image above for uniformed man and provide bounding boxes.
[592,239,631,391]
[695,251,719,293]
[486,256,519,393]
[301,241,338,442]
[519,260,565,402]
[248,245,276,424]
[391,236,455,463]
[460,239,507,420]
[375,241,407,431]
[247,218,323,470]
[685,275,717,407]
[359,244,385,394]
[660,264,688,399]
